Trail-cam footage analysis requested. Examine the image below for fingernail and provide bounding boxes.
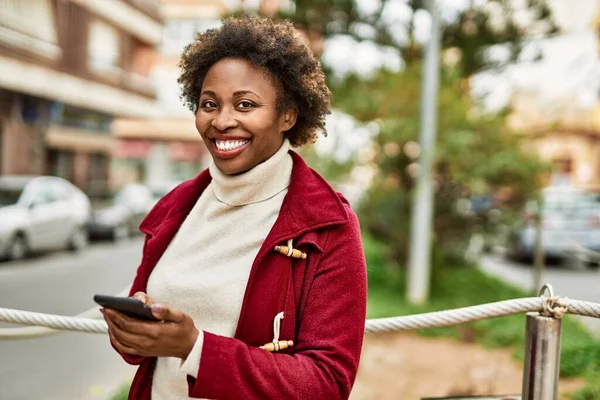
[151,304,164,314]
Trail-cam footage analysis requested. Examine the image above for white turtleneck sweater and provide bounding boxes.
[146,140,293,399]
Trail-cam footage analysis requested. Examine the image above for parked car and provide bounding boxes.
[0,175,91,261]
[507,187,600,264]
[88,183,154,241]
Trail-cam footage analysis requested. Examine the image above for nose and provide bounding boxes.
[211,107,238,131]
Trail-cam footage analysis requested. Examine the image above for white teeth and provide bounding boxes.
[215,140,249,151]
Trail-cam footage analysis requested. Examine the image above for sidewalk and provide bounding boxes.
[479,253,600,337]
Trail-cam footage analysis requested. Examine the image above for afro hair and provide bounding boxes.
[177,15,331,146]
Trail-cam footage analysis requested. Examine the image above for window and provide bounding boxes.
[88,19,121,74]
[161,19,221,55]
[0,187,23,206]
[49,180,74,202]
[46,149,74,181]
[89,153,108,192]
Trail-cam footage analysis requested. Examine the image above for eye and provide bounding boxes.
[201,100,218,109]
[237,101,255,110]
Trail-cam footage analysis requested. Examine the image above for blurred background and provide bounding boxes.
[2,0,600,399]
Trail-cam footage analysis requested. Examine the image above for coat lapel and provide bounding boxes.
[233,152,350,340]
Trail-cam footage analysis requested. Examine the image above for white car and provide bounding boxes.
[0,175,91,261]
[508,187,600,264]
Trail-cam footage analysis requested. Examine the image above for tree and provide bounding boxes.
[281,0,559,78]
[331,64,548,264]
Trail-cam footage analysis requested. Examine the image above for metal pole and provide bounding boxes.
[521,312,562,400]
[533,198,545,292]
[407,0,441,304]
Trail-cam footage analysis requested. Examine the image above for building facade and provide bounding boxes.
[505,2,600,190]
[508,91,600,189]
[112,0,229,190]
[0,0,162,197]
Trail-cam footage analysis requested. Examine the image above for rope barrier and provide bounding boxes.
[0,286,130,339]
[2,284,600,340]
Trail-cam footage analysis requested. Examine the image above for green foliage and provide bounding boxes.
[338,65,549,264]
[570,366,600,400]
[110,383,130,400]
[364,233,600,380]
[281,0,559,78]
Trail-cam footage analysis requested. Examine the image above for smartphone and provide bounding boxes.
[94,294,158,321]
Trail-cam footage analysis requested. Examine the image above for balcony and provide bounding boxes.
[124,0,164,22]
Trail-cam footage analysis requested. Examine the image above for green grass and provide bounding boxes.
[110,383,130,400]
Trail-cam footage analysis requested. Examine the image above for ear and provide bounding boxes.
[280,108,298,132]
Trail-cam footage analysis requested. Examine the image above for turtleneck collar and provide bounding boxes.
[208,139,293,206]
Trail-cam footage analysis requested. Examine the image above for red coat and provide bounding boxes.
[119,151,367,399]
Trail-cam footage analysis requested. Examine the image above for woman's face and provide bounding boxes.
[196,58,296,175]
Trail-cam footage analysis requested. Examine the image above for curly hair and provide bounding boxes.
[177,15,331,146]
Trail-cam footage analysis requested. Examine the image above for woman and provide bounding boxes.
[102,15,367,400]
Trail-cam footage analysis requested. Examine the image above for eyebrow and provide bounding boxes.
[233,90,260,99]
[200,89,261,99]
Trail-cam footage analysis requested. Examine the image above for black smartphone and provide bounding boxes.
[94,294,158,321]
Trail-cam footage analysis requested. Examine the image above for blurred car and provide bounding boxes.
[0,175,91,261]
[507,187,600,264]
[88,183,154,241]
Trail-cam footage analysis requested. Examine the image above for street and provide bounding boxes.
[481,253,600,335]
[0,238,144,400]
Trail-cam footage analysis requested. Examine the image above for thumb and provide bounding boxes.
[151,304,185,323]
[132,292,153,306]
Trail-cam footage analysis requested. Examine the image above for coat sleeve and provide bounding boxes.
[187,208,368,399]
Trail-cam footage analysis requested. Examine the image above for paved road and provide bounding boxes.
[0,238,144,400]
[480,253,600,335]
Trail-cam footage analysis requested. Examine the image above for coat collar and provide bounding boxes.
[139,151,349,237]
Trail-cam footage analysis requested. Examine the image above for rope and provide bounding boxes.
[0,308,107,336]
[0,286,130,340]
[2,294,600,339]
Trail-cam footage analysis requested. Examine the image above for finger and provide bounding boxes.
[132,292,153,306]
[107,326,141,356]
[105,313,158,352]
[150,304,185,323]
[104,309,156,335]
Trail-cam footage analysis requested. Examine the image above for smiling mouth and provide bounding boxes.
[214,139,250,151]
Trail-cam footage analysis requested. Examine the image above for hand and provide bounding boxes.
[102,295,199,360]
[132,291,153,306]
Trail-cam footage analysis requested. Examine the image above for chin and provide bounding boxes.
[215,160,250,176]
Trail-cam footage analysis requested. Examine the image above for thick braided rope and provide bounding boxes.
[2,297,600,339]
[364,297,600,333]
[0,308,107,335]
[0,286,130,339]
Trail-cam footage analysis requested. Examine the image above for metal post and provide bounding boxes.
[407,0,441,304]
[521,312,562,400]
[533,215,544,292]
[533,199,545,292]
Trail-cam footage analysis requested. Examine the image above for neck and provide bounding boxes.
[208,139,293,206]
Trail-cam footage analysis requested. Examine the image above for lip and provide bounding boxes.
[210,138,251,159]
